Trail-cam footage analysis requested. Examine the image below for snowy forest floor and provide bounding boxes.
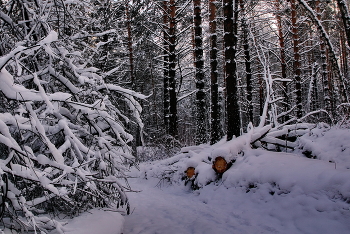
[123,171,350,234]
[121,126,350,234]
[60,126,350,234]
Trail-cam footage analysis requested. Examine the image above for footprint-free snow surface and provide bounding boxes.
[123,175,350,234]
[123,127,350,234]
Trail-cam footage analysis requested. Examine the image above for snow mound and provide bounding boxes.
[297,126,350,169]
[126,126,350,234]
[134,126,350,202]
[224,149,350,200]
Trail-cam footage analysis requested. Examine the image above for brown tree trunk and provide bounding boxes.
[316,0,333,115]
[291,0,302,118]
[224,0,240,141]
[240,0,253,124]
[275,0,289,122]
[209,0,220,144]
[336,0,350,48]
[340,30,348,79]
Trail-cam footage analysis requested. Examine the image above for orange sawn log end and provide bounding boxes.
[212,156,228,174]
[186,167,196,179]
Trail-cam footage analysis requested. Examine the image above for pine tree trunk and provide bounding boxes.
[239,0,253,124]
[336,0,350,48]
[224,0,240,140]
[126,3,134,86]
[310,63,319,112]
[125,2,139,157]
[308,36,319,113]
[275,0,289,122]
[316,0,333,115]
[340,30,348,79]
[163,0,170,134]
[193,0,207,144]
[291,0,302,118]
[168,0,178,138]
[209,0,221,144]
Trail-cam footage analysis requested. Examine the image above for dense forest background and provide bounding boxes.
[107,0,350,155]
[0,0,350,233]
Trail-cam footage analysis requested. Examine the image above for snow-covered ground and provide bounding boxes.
[57,126,350,234]
[122,126,350,234]
[57,209,124,234]
[123,162,350,233]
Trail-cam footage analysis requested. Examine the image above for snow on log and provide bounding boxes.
[262,123,317,145]
[260,136,297,149]
[250,125,272,144]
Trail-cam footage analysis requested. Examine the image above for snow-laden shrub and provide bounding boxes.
[0,1,145,233]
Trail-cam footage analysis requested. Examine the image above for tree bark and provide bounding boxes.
[239,0,253,124]
[193,0,207,144]
[275,0,289,122]
[224,0,240,141]
[340,29,349,82]
[316,0,333,115]
[125,1,139,157]
[209,0,220,145]
[168,0,178,138]
[291,0,302,118]
[163,0,170,135]
[125,2,134,86]
[336,0,350,48]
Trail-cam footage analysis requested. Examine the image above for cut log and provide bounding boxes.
[212,156,228,174]
[186,167,196,179]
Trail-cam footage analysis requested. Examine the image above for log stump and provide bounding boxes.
[212,156,228,174]
[186,167,196,179]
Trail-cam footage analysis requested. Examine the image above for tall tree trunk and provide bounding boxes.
[125,2,134,86]
[193,0,207,144]
[275,0,289,122]
[316,0,333,115]
[291,0,302,118]
[125,1,139,157]
[340,29,349,83]
[307,35,319,113]
[336,0,350,48]
[239,0,253,124]
[168,0,178,138]
[163,0,170,135]
[224,0,240,140]
[310,62,319,112]
[209,0,220,144]
[340,30,348,76]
